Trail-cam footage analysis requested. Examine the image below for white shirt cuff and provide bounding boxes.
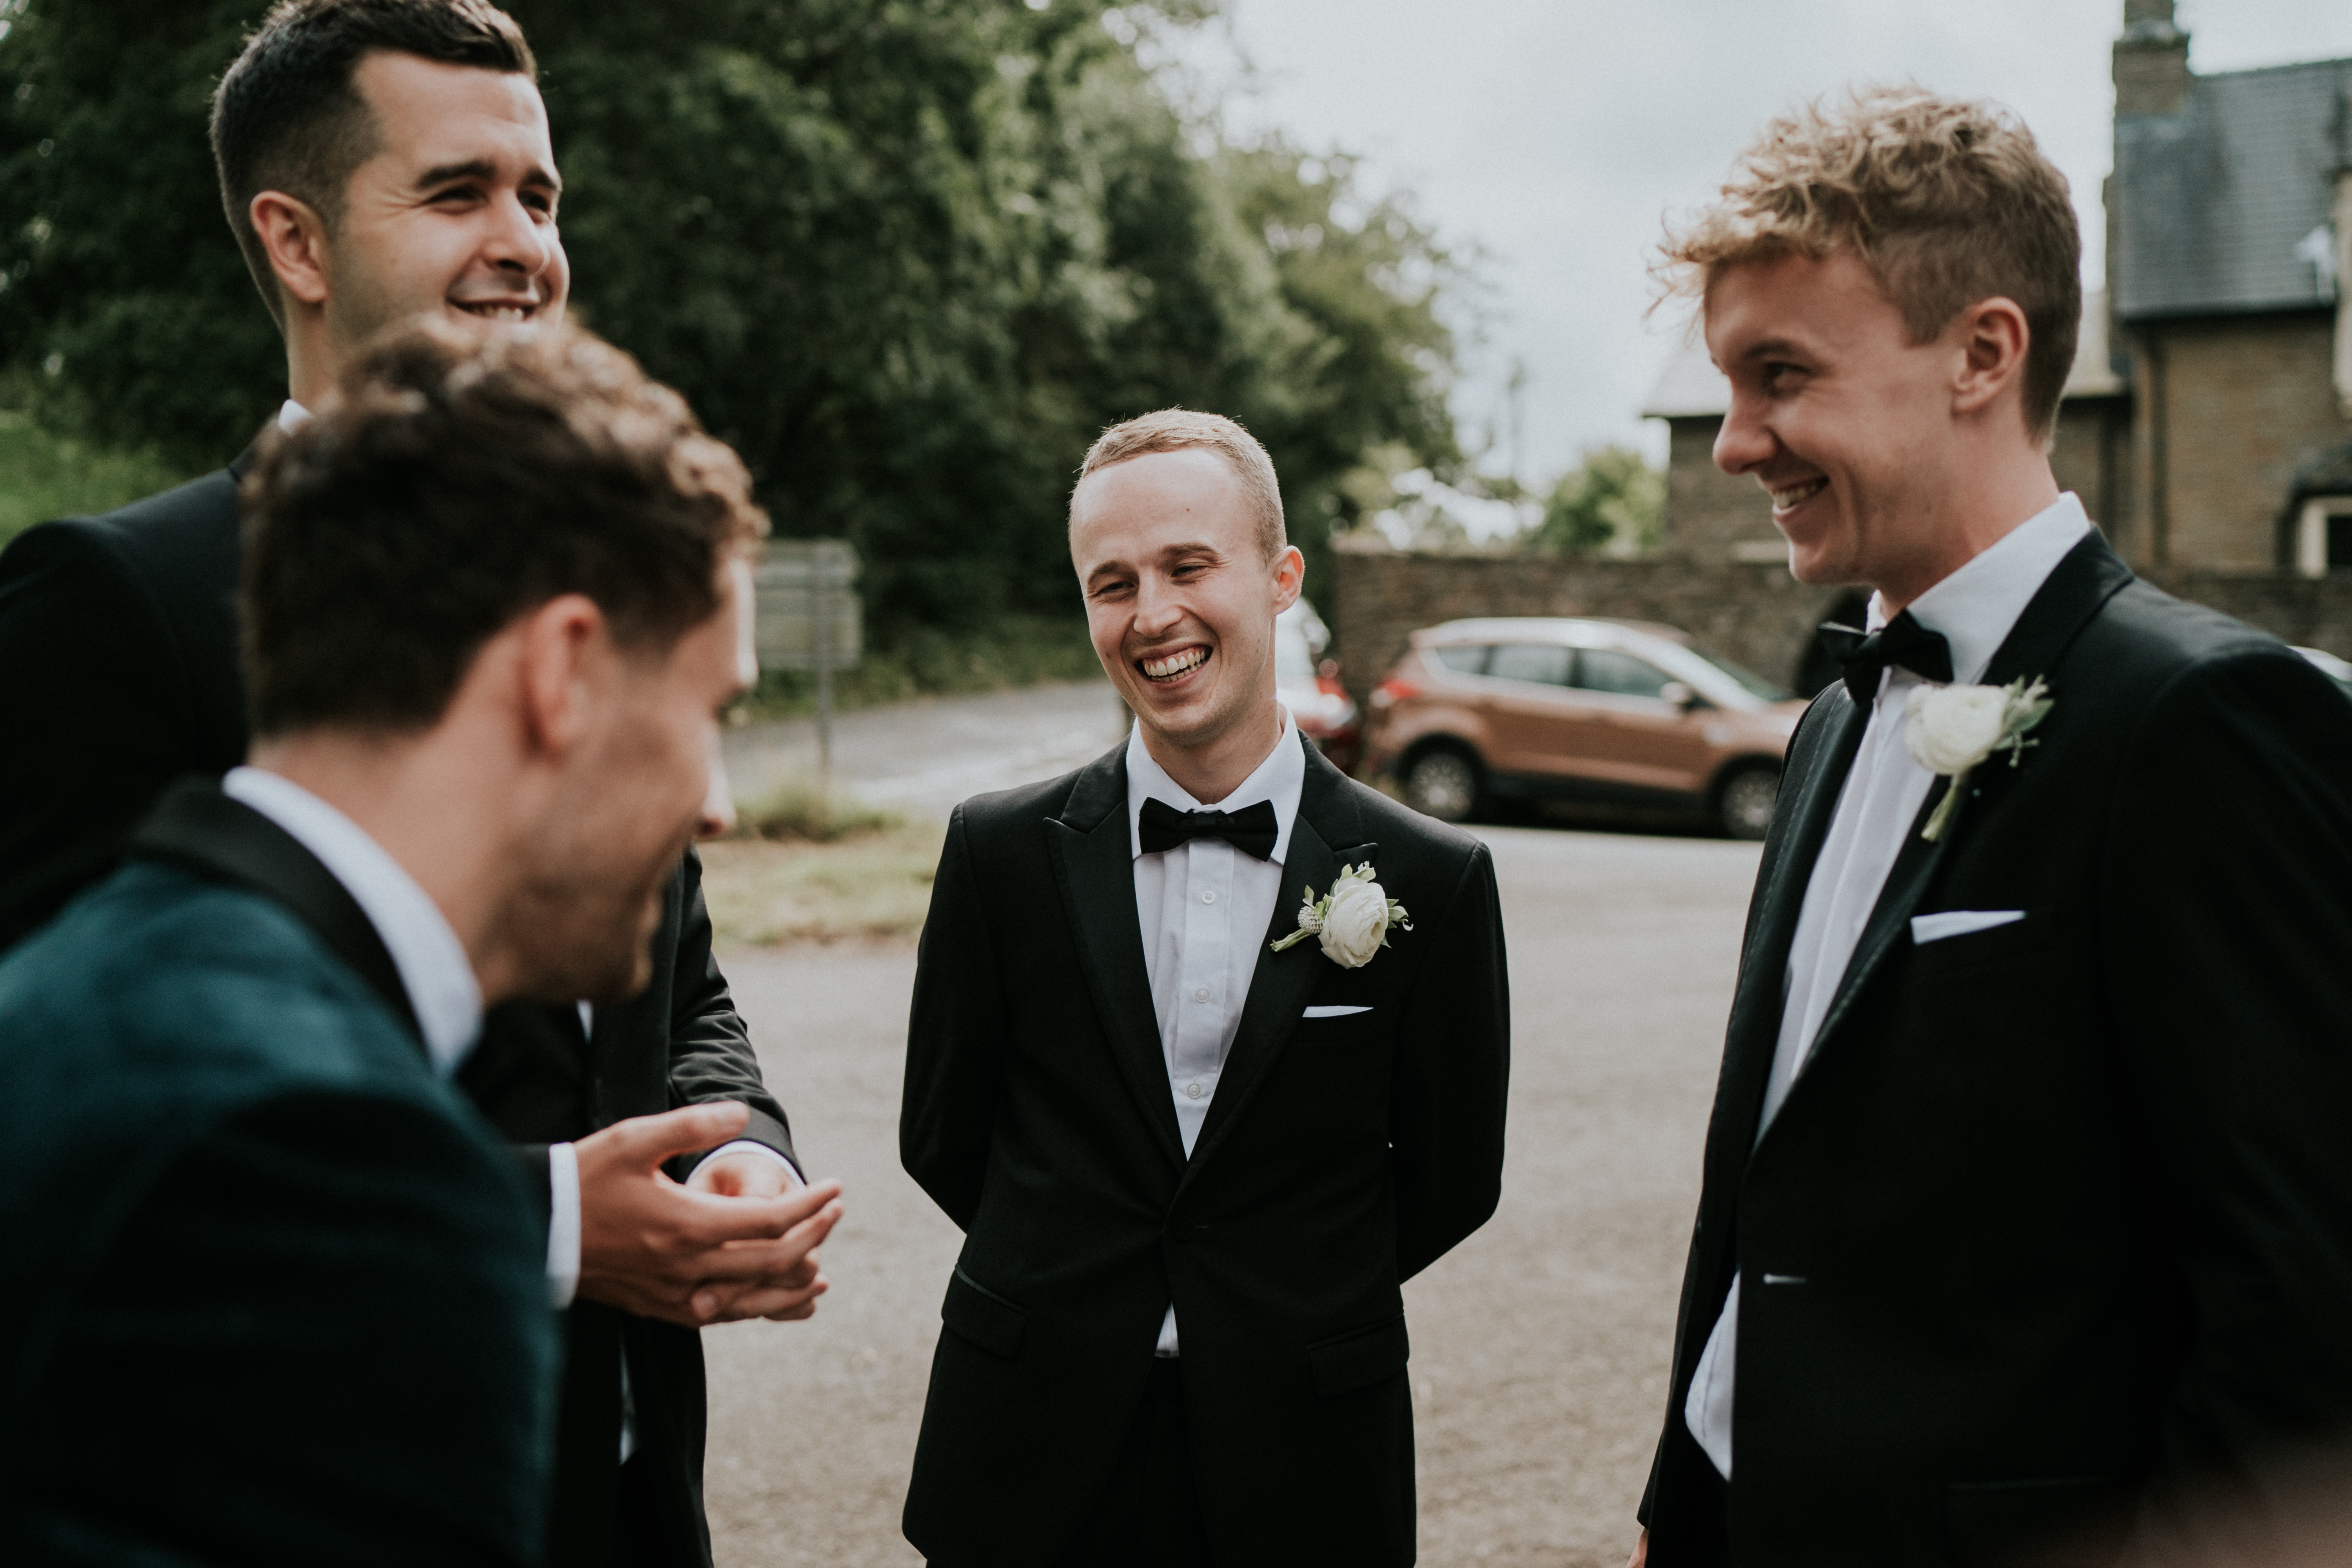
[690,1138,804,1186]
[546,1140,581,1309]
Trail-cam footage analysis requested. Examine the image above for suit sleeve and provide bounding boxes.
[21,1089,557,1567]
[2104,645,2352,1477]
[662,845,795,1164]
[1389,839,1511,1282]
[900,805,1009,1230]
[0,521,195,948]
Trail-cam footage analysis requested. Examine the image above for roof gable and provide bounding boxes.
[2112,57,2352,321]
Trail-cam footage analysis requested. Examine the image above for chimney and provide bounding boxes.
[2114,0,2190,118]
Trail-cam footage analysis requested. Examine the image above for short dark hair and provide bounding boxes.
[210,0,535,330]
[241,319,768,739]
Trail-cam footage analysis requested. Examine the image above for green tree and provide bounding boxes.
[1,0,1461,637]
[1528,445,1663,557]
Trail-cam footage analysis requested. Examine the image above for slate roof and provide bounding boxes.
[2111,56,2352,321]
[1640,292,2122,419]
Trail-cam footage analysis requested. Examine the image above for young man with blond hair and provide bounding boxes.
[900,408,1510,1566]
[1630,87,2352,1566]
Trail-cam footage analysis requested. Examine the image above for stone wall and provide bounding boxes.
[1328,546,2352,704]
[2122,311,2350,571]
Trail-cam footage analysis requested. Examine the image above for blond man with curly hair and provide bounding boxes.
[1629,85,2352,1568]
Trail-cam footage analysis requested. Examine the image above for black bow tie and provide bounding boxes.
[1138,797,1279,861]
[1818,611,1954,706]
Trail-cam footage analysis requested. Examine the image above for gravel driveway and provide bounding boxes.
[701,822,1758,1566]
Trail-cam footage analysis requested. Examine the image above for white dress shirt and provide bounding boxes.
[1682,494,2092,1479]
[223,767,483,1074]
[1127,714,1306,1355]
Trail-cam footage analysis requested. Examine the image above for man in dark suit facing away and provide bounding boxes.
[0,320,837,1564]
[0,6,835,1562]
[901,409,1512,1567]
[1627,88,2352,1568]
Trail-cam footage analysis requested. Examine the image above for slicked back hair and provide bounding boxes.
[210,0,535,330]
[242,318,768,739]
[1659,84,2082,442]
[1075,408,1287,561]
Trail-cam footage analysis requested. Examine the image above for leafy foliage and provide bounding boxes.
[1526,445,1664,557]
[0,0,1461,636]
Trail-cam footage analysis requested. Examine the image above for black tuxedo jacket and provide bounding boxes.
[900,734,1510,1567]
[0,780,557,1565]
[0,459,795,1568]
[1640,532,2352,1566]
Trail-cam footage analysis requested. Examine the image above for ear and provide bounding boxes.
[514,594,610,758]
[1950,296,2032,419]
[249,190,335,310]
[1269,543,1305,616]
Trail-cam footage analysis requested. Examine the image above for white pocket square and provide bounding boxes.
[1911,909,2025,945]
[1301,1005,1372,1018]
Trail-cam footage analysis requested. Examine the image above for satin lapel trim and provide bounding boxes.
[1045,777,1188,1174]
[1178,810,1354,1184]
[1775,530,2137,1120]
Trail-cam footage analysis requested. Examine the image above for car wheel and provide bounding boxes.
[1403,746,1482,824]
[1714,761,1780,841]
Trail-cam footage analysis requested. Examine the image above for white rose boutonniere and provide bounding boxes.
[1269,862,1412,968]
[1903,675,2054,842]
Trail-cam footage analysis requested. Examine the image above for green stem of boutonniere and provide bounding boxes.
[1921,767,1972,842]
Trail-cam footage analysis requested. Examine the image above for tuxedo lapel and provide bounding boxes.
[1045,743,1188,1172]
[1181,741,1369,1183]
[126,777,423,1048]
[1778,530,2137,1106]
[1705,692,1867,1162]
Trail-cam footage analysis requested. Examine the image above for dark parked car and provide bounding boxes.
[1361,617,1805,839]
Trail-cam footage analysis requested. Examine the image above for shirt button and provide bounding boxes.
[1185,1082,1203,1099]
[1201,890,1217,904]
[1192,987,1210,1003]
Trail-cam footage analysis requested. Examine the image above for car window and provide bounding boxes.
[1429,644,1490,675]
[1575,648,1673,699]
[1488,643,1573,686]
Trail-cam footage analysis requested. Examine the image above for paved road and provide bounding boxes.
[723,681,1127,819]
[700,822,1757,1567]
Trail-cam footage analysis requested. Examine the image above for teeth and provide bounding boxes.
[460,304,530,322]
[1769,478,1826,509]
[1141,647,1209,680]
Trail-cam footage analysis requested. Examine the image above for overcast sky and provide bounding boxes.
[1180,0,2352,485]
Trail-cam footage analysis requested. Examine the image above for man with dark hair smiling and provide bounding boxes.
[0,318,839,1565]
[0,4,826,1564]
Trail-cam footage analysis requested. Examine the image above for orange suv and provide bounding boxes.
[1361,617,1808,839]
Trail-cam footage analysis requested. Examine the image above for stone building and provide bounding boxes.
[2109,0,2352,574]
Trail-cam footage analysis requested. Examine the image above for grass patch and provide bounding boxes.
[737,612,1101,720]
[700,821,945,947]
[0,410,191,547]
[734,777,906,843]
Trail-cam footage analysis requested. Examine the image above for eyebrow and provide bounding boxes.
[413,158,562,195]
[1734,337,1808,363]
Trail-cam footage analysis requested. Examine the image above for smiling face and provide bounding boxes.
[511,562,754,1004]
[319,51,568,358]
[1071,447,1303,782]
[1706,248,1969,597]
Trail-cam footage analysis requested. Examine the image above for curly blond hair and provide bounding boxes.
[1660,84,2081,439]
[1075,408,1287,561]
